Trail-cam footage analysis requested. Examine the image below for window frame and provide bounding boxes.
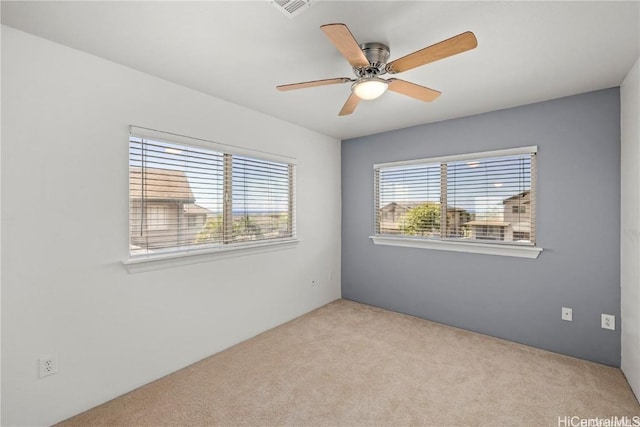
[370,146,542,259]
[146,204,170,231]
[125,126,297,271]
[512,205,526,214]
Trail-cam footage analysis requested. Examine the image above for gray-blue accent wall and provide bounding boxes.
[341,88,621,366]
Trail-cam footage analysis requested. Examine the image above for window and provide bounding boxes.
[129,127,295,260]
[373,146,540,258]
[146,205,169,231]
[475,225,505,241]
[513,232,530,241]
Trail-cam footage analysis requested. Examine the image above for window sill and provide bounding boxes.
[123,238,299,273]
[369,236,542,259]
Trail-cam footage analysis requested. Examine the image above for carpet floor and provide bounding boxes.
[60,299,640,426]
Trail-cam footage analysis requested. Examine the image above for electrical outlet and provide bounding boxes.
[39,353,58,378]
[562,307,572,321]
[601,314,615,331]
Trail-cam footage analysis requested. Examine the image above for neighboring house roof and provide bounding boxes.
[130,167,195,202]
[183,203,211,215]
[503,190,530,204]
[380,202,420,212]
[446,206,470,213]
[380,202,401,212]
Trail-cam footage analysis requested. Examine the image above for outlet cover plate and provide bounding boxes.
[562,307,572,321]
[601,314,615,330]
[39,353,58,378]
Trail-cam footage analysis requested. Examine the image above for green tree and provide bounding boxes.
[233,215,262,239]
[406,203,440,236]
[195,215,264,242]
[195,216,223,243]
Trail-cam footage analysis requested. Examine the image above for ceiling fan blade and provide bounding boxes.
[321,23,370,68]
[277,78,351,91]
[387,79,441,102]
[339,93,361,116]
[386,31,478,74]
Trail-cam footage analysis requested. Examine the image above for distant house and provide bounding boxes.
[444,207,473,238]
[183,203,210,230]
[129,167,210,251]
[503,191,531,241]
[464,220,512,241]
[378,202,413,234]
[465,191,531,242]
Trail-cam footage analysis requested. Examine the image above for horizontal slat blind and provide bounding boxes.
[231,156,294,243]
[375,148,536,246]
[129,134,295,259]
[376,163,441,236]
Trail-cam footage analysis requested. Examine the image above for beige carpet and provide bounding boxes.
[60,299,640,426]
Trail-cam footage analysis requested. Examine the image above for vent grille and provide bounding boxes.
[269,0,316,18]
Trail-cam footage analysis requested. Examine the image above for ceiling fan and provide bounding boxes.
[277,23,477,116]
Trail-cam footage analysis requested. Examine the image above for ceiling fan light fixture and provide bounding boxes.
[276,24,478,115]
[352,78,388,100]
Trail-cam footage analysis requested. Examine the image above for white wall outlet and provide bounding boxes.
[601,314,615,330]
[562,307,573,321]
[39,353,58,378]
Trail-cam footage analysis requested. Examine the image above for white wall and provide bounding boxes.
[0,18,3,427]
[621,56,640,400]
[1,26,341,426]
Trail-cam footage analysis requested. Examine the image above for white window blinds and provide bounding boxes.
[231,156,294,243]
[129,128,295,259]
[374,147,536,246]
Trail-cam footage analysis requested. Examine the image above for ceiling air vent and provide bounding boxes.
[269,0,316,18]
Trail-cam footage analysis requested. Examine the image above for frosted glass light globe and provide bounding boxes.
[352,78,388,100]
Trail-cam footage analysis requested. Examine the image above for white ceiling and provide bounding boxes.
[2,1,639,140]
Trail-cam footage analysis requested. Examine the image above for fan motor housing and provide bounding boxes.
[355,42,390,77]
